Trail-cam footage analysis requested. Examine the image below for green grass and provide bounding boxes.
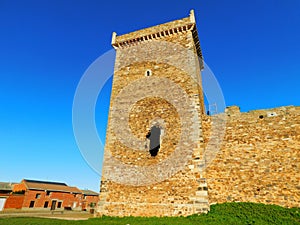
[0,202,299,225]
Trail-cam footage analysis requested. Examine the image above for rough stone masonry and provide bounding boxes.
[202,105,300,208]
[97,11,300,217]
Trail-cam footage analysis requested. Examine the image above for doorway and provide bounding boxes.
[51,200,57,210]
[0,198,6,211]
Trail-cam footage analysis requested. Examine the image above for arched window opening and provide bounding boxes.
[145,69,152,77]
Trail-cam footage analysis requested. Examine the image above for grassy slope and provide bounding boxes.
[0,202,299,225]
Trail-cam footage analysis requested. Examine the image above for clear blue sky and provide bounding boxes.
[0,0,299,192]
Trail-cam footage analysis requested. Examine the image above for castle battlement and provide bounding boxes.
[111,10,203,65]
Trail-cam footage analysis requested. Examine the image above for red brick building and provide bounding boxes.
[13,179,84,211]
[81,189,99,212]
[0,182,15,211]
[1,179,99,211]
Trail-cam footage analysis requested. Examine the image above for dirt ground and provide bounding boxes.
[0,210,94,220]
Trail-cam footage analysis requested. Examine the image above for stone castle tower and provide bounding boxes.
[97,10,210,216]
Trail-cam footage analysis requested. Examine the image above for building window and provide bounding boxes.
[145,69,152,77]
[44,201,49,208]
[35,193,41,199]
[29,201,35,208]
[46,191,51,196]
[57,202,62,208]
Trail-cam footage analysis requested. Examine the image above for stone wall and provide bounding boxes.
[203,105,300,208]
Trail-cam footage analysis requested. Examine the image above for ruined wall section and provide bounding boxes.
[203,106,300,208]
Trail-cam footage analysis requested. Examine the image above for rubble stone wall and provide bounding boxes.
[203,105,300,208]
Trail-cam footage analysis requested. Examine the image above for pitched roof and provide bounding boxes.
[81,189,99,196]
[0,182,15,191]
[23,179,81,193]
[24,179,67,186]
